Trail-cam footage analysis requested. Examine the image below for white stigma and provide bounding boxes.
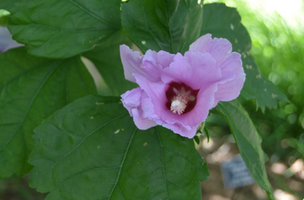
[170,94,188,115]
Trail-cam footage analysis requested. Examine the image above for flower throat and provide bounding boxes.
[165,82,199,115]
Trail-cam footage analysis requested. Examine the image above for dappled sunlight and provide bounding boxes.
[202,137,215,151]
[274,189,297,200]
[209,194,230,200]
[290,159,304,174]
[252,184,268,199]
[206,143,232,163]
[271,162,287,175]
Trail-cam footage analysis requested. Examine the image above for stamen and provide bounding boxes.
[170,93,188,115]
[166,82,199,115]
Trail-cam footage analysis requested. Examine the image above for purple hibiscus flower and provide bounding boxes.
[120,34,245,138]
[0,26,23,53]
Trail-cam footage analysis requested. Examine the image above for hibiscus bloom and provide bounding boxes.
[120,34,245,138]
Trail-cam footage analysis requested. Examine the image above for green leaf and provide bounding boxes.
[0,47,96,178]
[83,31,137,96]
[29,95,209,200]
[201,3,288,111]
[0,0,122,58]
[288,138,304,156]
[121,0,204,54]
[241,55,289,111]
[217,100,275,200]
[0,9,10,26]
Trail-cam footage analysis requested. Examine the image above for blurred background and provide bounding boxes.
[200,0,304,199]
[0,0,303,199]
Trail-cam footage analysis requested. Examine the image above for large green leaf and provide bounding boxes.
[202,3,288,111]
[0,47,96,178]
[121,0,204,54]
[29,95,209,200]
[217,101,274,200]
[82,31,137,96]
[0,0,121,58]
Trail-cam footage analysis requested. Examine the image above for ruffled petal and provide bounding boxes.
[120,45,144,83]
[121,87,143,116]
[189,34,232,65]
[131,109,157,130]
[184,51,221,90]
[140,92,160,121]
[161,51,221,91]
[213,52,245,105]
[189,33,212,52]
[121,87,157,129]
[140,50,175,81]
[143,50,175,69]
[133,74,168,118]
[183,84,218,124]
[160,53,193,85]
[162,122,198,139]
[120,45,174,83]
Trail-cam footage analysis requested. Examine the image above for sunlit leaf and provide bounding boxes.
[202,3,288,111]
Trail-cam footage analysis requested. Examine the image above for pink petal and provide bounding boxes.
[140,50,174,81]
[160,53,193,85]
[189,34,232,65]
[140,92,160,120]
[214,52,245,105]
[162,123,198,138]
[184,51,221,90]
[120,45,175,83]
[133,74,168,118]
[121,87,143,116]
[120,45,144,83]
[143,50,175,70]
[121,87,157,129]
[131,109,157,130]
[189,33,212,53]
[183,84,218,124]
[161,51,221,90]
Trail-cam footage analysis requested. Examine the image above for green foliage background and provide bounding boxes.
[205,0,304,161]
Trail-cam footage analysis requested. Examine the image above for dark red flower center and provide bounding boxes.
[165,82,199,115]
